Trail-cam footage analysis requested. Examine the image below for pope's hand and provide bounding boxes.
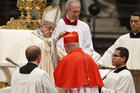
[56,31,67,41]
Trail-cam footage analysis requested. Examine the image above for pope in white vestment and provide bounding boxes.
[32,28,57,83]
[31,28,64,83]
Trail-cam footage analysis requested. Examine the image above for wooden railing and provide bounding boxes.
[130,69,140,93]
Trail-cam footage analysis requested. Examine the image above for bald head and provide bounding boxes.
[25,45,41,62]
[64,43,79,54]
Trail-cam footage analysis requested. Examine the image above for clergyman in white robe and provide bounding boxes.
[97,32,140,69]
[52,16,101,62]
[11,63,57,93]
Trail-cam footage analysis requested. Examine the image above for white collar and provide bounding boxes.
[31,62,38,66]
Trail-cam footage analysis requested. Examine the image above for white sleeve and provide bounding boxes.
[82,24,101,62]
[42,72,57,93]
[51,20,66,55]
[51,20,62,39]
[101,87,115,93]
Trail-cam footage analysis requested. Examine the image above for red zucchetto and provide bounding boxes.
[64,31,79,44]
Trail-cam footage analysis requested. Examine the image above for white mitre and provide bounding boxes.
[41,6,61,26]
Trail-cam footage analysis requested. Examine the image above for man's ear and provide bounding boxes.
[40,24,43,28]
[122,56,126,64]
[40,24,43,30]
[37,55,41,64]
[65,8,69,12]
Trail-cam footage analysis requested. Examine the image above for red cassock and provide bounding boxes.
[54,47,104,88]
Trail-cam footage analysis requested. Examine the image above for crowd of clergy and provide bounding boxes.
[9,0,140,93]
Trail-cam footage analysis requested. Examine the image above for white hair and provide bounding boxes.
[65,0,81,10]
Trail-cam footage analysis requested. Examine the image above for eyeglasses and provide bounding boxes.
[130,20,139,24]
[69,9,80,14]
[71,11,80,14]
[111,54,121,58]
